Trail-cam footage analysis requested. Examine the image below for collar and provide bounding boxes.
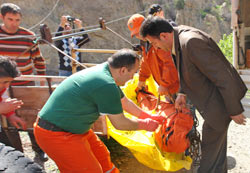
[0,25,19,35]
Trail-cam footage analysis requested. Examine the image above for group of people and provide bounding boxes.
[0,2,247,173]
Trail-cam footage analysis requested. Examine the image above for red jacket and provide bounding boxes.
[139,45,179,94]
[0,88,14,117]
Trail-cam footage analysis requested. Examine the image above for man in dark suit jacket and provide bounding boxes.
[140,16,247,173]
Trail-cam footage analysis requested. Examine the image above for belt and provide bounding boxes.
[37,118,67,132]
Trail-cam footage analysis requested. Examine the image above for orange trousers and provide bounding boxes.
[34,122,119,173]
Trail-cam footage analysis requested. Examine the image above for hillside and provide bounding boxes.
[1,0,232,74]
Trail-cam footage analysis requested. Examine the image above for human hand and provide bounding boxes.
[60,16,68,27]
[7,114,27,130]
[137,81,146,90]
[230,113,246,125]
[158,85,170,96]
[175,94,186,111]
[0,98,23,114]
[139,111,166,124]
[137,118,159,131]
[74,19,82,28]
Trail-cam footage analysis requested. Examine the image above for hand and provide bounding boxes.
[137,81,146,90]
[138,118,159,131]
[60,16,68,27]
[7,114,27,130]
[139,111,166,124]
[0,98,23,114]
[158,85,170,96]
[175,94,186,111]
[74,19,82,28]
[230,113,246,125]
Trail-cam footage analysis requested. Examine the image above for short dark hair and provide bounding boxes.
[108,49,139,71]
[0,56,20,78]
[0,3,22,16]
[140,16,173,38]
[148,4,162,15]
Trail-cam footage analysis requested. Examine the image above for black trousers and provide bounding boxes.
[198,120,230,173]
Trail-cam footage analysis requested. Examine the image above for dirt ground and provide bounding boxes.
[20,114,250,173]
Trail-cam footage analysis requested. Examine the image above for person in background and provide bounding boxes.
[55,15,90,76]
[140,16,247,173]
[0,3,47,161]
[148,4,164,18]
[128,14,179,102]
[34,49,166,173]
[0,56,26,149]
[148,4,177,27]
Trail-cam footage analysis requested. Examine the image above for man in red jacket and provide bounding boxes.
[128,14,179,101]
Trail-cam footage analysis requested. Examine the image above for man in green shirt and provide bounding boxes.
[34,49,165,173]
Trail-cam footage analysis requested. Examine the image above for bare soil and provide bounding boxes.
[20,115,250,173]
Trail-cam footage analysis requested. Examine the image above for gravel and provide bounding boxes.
[20,115,250,173]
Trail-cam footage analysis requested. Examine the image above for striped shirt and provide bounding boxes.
[0,26,46,85]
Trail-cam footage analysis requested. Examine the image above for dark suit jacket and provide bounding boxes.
[173,25,247,131]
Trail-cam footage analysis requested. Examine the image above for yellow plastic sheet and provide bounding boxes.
[107,75,192,171]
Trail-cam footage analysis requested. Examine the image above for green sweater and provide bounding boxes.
[39,62,124,134]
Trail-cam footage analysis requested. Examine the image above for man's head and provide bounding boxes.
[0,3,22,33]
[108,49,140,86]
[127,14,145,40]
[140,16,174,51]
[148,4,164,18]
[0,56,20,90]
[64,23,72,34]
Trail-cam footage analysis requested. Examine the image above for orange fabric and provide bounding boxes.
[139,46,179,94]
[34,122,119,173]
[136,88,193,153]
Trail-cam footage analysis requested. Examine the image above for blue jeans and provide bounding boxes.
[59,70,72,77]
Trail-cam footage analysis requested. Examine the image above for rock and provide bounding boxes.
[203,13,221,42]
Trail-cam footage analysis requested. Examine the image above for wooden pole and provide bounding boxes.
[15,75,66,82]
[71,49,77,74]
[1,116,8,128]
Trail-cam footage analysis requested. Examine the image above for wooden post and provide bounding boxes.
[71,49,77,74]
[1,116,8,128]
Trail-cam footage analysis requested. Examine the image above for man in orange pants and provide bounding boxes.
[34,127,116,172]
[34,49,166,173]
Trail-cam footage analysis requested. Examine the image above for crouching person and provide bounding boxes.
[34,49,165,173]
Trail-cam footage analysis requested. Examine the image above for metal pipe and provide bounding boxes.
[74,48,119,54]
[106,27,134,47]
[41,39,88,69]
[52,28,101,41]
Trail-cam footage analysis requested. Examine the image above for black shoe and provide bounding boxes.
[35,151,48,162]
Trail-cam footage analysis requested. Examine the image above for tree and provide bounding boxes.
[218,33,233,64]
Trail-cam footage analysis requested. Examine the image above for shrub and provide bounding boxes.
[218,32,233,64]
[174,0,185,10]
